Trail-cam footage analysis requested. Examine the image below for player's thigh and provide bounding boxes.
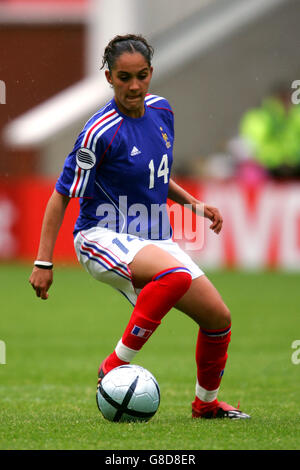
[175,275,231,329]
[128,244,185,288]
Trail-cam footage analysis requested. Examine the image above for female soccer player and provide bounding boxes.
[29,34,250,419]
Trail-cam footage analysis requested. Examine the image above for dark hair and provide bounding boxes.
[101,34,154,71]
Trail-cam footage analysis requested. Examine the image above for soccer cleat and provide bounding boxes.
[192,398,251,419]
[97,359,108,390]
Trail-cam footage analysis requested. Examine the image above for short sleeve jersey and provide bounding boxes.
[56,94,174,240]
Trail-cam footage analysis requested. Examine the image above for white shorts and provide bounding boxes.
[74,227,204,306]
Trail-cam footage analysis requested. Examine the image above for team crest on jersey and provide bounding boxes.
[160,127,171,149]
[76,147,96,170]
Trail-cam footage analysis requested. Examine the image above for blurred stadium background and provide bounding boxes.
[1,0,300,270]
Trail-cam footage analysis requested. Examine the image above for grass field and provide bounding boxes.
[0,263,299,450]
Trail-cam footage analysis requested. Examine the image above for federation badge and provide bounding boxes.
[160,127,171,149]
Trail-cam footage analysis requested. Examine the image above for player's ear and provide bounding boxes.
[105,70,113,85]
[147,66,153,82]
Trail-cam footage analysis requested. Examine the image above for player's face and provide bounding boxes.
[105,52,153,118]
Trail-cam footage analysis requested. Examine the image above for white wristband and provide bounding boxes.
[34,260,53,269]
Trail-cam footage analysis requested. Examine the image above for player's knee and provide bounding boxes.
[216,304,231,328]
[203,302,231,330]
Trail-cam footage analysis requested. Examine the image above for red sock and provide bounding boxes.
[104,350,127,371]
[105,267,192,371]
[195,324,231,405]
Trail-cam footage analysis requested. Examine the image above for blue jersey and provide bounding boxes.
[56,94,174,239]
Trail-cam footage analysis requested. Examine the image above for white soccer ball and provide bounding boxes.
[96,364,160,422]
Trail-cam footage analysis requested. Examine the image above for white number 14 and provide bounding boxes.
[148,154,169,189]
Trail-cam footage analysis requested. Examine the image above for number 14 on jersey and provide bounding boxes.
[148,154,169,189]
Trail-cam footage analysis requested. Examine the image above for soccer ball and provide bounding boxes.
[96,364,160,422]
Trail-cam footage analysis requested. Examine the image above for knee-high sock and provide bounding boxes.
[105,267,192,372]
[195,324,231,403]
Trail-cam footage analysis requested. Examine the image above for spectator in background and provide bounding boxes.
[239,84,300,180]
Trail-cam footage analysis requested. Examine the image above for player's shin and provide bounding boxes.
[193,324,231,412]
[104,268,192,372]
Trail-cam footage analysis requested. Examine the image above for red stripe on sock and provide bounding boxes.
[201,323,231,335]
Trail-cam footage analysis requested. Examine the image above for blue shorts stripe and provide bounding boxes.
[116,289,136,307]
[82,241,131,280]
[153,267,191,281]
[79,250,131,282]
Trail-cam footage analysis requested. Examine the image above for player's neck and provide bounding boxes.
[114,97,145,119]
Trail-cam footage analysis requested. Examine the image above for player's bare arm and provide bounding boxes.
[29,190,70,300]
[168,178,223,234]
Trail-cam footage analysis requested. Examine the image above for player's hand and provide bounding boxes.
[203,204,223,234]
[29,267,53,300]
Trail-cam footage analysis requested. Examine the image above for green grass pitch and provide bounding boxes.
[0,263,300,450]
